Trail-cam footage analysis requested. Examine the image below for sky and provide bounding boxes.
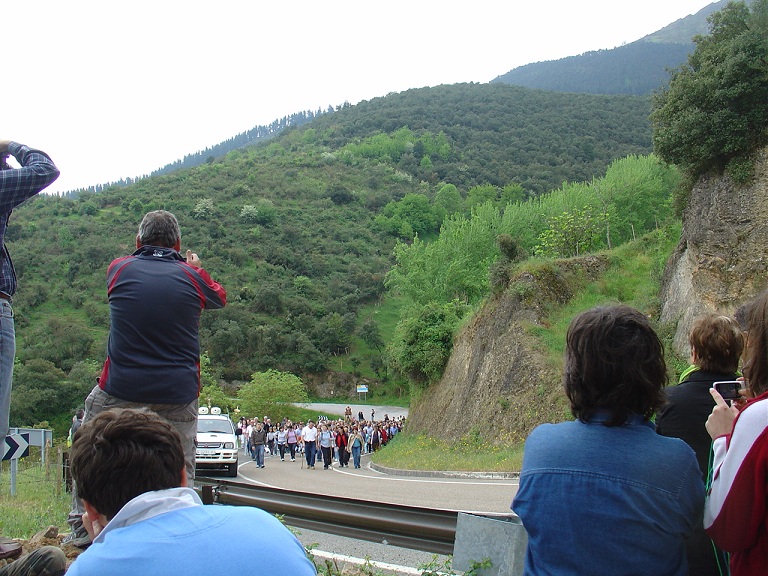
[4,0,717,195]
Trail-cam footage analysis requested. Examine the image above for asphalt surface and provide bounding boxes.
[236,452,516,512]
[297,402,409,421]
[231,403,515,572]
[228,444,518,573]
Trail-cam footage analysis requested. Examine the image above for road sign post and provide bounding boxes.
[2,433,30,496]
[8,428,52,465]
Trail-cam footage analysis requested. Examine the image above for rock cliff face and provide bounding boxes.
[660,147,768,356]
[406,258,608,443]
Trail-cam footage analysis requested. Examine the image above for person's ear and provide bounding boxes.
[180,468,188,487]
[83,499,99,519]
[83,499,110,536]
[136,235,142,249]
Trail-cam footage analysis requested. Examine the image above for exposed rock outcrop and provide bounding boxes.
[660,147,768,356]
[406,257,609,443]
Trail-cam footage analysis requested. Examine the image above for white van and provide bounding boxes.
[195,407,238,477]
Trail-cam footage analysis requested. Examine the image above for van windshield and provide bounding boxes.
[198,418,234,434]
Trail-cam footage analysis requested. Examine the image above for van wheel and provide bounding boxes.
[227,463,238,477]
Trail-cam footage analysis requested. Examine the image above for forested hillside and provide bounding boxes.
[62,108,331,198]
[493,0,729,95]
[306,84,652,194]
[8,82,654,433]
[492,42,693,95]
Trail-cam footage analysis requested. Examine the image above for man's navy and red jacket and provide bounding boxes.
[99,246,226,405]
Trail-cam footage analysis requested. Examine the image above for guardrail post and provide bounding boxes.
[201,484,215,505]
[453,512,527,576]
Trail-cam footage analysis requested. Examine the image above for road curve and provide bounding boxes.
[232,450,517,514]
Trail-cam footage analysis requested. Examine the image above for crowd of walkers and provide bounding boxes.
[236,410,405,470]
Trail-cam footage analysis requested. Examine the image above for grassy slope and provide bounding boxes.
[374,223,683,472]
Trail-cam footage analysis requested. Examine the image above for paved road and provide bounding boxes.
[221,449,518,573]
[297,402,409,421]
[229,404,514,572]
[234,452,516,513]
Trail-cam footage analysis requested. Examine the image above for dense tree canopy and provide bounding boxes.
[494,42,695,96]
[385,155,678,382]
[236,370,309,420]
[309,83,653,195]
[651,0,768,180]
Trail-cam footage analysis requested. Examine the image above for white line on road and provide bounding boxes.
[235,459,518,487]
[344,465,520,486]
[309,549,437,575]
[231,463,516,527]
[231,462,520,490]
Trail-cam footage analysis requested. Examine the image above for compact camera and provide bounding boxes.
[713,380,742,400]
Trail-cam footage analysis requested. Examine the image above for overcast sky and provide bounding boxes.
[4,0,716,195]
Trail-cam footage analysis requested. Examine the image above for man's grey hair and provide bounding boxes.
[137,210,181,248]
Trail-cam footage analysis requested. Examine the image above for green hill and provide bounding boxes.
[306,83,652,194]
[8,82,655,432]
[492,1,730,95]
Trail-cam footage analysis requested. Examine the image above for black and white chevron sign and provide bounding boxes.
[2,433,29,461]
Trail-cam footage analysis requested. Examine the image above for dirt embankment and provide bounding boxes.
[406,257,609,445]
[0,526,84,572]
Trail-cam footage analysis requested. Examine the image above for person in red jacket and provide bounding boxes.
[705,291,768,576]
[335,423,349,467]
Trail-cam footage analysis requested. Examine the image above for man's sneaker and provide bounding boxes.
[62,530,92,549]
[0,537,22,560]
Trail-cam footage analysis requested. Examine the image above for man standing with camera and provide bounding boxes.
[66,209,227,547]
[0,141,63,574]
[0,141,59,439]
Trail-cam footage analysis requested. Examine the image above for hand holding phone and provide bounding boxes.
[713,380,742,400]
[707,387,740,439]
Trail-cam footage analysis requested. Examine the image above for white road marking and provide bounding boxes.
[309,549,441,575]
[335,465,519,486]
[228,461,516,516]
[234,460,518,488]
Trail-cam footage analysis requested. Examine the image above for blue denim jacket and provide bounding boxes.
[512,412,704,575]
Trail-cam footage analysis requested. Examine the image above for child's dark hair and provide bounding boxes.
[69,408,185,520]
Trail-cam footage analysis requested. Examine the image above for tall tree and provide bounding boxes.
[651,0,768,180]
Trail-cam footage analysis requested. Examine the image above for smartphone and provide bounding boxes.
[713,380,742,400]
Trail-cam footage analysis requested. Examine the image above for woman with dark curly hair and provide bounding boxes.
[512,305,704,576]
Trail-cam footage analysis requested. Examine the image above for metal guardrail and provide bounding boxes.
[195,477,458,555]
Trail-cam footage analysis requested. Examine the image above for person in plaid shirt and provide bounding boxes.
[0,141,59,438]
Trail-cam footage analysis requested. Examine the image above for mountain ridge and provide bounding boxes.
[492,0,730,94]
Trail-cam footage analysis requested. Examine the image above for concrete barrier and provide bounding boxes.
[453,512,528,576]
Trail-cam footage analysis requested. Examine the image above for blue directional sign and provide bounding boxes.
[2,433,29,461]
